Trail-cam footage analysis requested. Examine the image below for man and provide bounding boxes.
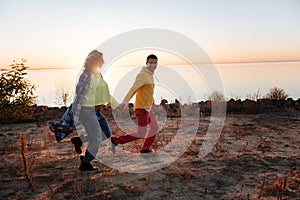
[111,54,159,154]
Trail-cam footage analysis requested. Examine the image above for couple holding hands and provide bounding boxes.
[50,50,159,171]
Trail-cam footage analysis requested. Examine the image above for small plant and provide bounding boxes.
[241,141,249,152]
[46,182,57,199]
[246,88,261,101]
[215,143,227,154]
[257,180,265,200]
[53,82,73,107]
[170,166,199,180]
[260,176,288,199]
[207,90,226,102]
[265,87,288,100]
[214,133,227,154]
[122,182,146,194]
[0,59,36,123]
[18,132,35,191]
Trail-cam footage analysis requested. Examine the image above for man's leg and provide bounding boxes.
[112,109,148,145]
[141,110,159,151]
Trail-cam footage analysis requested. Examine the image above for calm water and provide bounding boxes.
[26,62,300,106]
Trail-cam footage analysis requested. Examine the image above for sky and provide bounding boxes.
[0,0,299,105]
[0,0,300,69]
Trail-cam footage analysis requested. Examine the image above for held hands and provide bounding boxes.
[116,100,128,110]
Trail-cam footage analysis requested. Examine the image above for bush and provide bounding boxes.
[0,59,36,123]
[246,88,261,101]
[207,90,225,102]
[54,84,73,107]
[265,87,288,100]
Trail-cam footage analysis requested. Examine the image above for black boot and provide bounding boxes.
[71,137,82,154]
[79,156,98,171]
[140,149,153,154]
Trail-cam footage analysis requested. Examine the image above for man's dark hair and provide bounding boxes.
[146,54,158,62]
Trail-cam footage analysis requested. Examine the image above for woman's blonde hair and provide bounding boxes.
[83,50,103,72]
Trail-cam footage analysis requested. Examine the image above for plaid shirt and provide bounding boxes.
[49,104,75,142]
[49,71,91,142]
[49,103,112,142]
[72,71,91,124]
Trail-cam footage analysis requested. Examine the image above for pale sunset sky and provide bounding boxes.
[0,0,299,105]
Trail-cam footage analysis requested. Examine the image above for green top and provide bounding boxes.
[80,73,119,108]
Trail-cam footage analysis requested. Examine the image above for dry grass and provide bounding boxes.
[121,182,146,194]
[240,141,249,152]
[18,132,34,191]
[169,166,199,180]
[262,175,287,199]
[214,133,228,155]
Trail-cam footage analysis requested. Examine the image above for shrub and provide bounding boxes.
[54,84,73,107]
[0,59,36,123]
[246,88,261,101]
[207,90,225,102]
[265,87,288,100]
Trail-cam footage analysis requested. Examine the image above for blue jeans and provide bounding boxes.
[95,109,111,139]
[79,107,110,162]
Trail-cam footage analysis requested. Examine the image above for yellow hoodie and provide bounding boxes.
[124,67,154,110]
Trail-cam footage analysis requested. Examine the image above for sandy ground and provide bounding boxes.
[0,112,299,199]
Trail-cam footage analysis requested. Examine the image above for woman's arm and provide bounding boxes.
[72,71,91,124]
[109,95,119,109]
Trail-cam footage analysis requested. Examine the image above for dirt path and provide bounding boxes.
[0,112,299,199]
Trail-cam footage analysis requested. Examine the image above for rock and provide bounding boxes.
[48,107,60,111]
[242,99,259,114]
[168,103,181,117]
[284,98,295,111]
[203,100,212,114]
[31,104,38,112]
[227,98,242,113]
[272,99,285,111]
[36,105,48,113]
[160,99,168,105]
[198,101,205,114]
[295,98,300,111]
[128,103,134,118]
[174,99,181,106]
[257,98,277,112]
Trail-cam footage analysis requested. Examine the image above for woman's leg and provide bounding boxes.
[71,109,110,155]
[71,136,82,154]
[79,107,103,163]
[96,109,112,139]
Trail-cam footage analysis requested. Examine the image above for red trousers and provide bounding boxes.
[112,109,159,150]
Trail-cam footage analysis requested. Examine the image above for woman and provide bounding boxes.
[72,50,117,171]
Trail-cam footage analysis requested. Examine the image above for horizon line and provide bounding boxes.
[1,60,300,71]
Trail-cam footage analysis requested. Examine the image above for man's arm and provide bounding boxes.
[123,73,145,103]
